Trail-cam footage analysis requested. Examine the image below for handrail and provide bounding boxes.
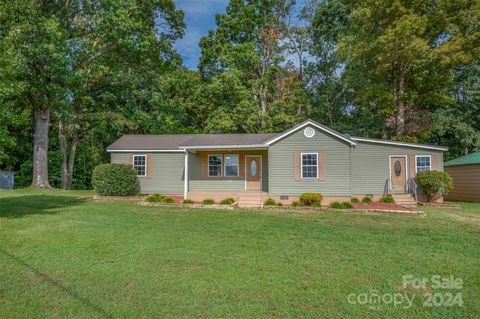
[407,178,418,203]
[384,178,392,196]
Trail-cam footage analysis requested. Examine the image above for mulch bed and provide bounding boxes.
[353,202,412,212]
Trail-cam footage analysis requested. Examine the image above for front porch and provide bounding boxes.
[187,190,268,208]
[183,148,269,199]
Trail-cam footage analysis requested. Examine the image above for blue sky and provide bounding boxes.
[173,0,229,70]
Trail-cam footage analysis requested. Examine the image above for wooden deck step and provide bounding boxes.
[238,192,266,208]
[392,194,417,208]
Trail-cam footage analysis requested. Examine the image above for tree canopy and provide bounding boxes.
[0,0,479,189]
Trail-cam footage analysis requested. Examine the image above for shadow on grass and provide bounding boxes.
[0,195,88,218]
[0,248,113,318]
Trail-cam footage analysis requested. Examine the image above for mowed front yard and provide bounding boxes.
[0,189,479,318]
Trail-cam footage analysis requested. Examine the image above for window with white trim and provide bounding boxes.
[301,153,318,178]
[208,155,222,177]
[133,155,147,177]
[416,155,431,173]
[224,155,239,177]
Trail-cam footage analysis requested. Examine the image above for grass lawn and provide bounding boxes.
[1,189,479,318]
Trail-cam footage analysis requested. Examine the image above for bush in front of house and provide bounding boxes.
[221,198,236,205]
[92,164,137,196]
[379,195,395,203]
[146,194,164,202]
[329,201,353,209]
[299,193,323,206]
[416,171,453,202]
[162,197,175,204]
[312,201,322,208]
[291,200,301,207]
[361,197,373,204]
[202,199,215,205]
[264,198,277,206]
[183,199,194,204]
[351,197,359,203]
[276,202,283,207]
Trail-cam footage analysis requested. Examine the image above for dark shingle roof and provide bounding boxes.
[179,133,279,147]
[107,134,194,151]
[107,133,280,151]
[445,151,480,167]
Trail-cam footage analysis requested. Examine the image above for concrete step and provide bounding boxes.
[392,194,417,208]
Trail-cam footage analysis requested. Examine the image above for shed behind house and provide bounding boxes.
[445,152,480,202]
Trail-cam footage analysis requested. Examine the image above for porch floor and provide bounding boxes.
[187,191,267,208]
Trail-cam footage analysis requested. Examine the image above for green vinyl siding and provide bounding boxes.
[268,126,352,196]
[110,152,184,194]
[188,150,268,192]
[351,142,444,194]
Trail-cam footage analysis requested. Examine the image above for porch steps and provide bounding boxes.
[392,194,417,208]
[237,192,266,208]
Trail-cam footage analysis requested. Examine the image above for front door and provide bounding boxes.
[246,156,262,190]
[390,157,406,193]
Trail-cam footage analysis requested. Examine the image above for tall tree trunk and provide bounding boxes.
[59,117,69,189]
[66,124,80,189]
[259,84,268,128]
[395,74,406,136]
[31,105,51,188]
[59,117,80,190]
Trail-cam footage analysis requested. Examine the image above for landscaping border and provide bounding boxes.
[93,195,140,201]
[138,201,237,210]
[418,202,461,208]
[262,205,423,215]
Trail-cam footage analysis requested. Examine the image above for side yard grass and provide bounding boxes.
[0,189,479,318]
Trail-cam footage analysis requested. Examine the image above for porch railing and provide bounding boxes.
[384,178,392,196]
[407,178,418,203]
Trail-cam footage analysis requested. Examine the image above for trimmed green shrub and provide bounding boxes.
[146,194,164,202]
[276,202,283,207]
[291,200,301,207]
[183,199,194,204]
[162,197,175,204]
[264,198,277,206]
[330,201,353,209]
[416,171,453,202]
[361,197,373,204]
[92,164,137,196]
[299,193,323,206]
[202,199,215,205]
[341,201,353,209]
[379,195,395,203]
[329,201,342,208]
[221,198,236,205]
[136,192,145,197]
[312,201,322,208]
[351,197,359,203]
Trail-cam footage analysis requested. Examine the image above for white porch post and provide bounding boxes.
[184,150,189,199]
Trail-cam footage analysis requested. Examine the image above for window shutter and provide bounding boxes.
[409,154,416,178]
[431,154,438,171]
[318,151,325,181]
[128,153,133,165]
[294,151,301,181]
[239,152,245,177]
[202,153,208,178]
[146,153,152,178]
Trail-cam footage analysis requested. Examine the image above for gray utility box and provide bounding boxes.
[0,170,14,189]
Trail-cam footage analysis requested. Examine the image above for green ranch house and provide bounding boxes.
[108,120,447,207]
